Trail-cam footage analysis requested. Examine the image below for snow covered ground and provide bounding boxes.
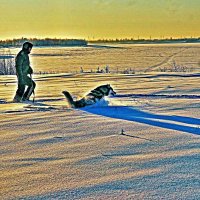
[3,43,200,74]
[0,72,200,200]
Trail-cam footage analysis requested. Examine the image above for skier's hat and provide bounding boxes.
[23,42,33,50]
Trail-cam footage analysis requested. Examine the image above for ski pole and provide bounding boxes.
[30,74,35,103]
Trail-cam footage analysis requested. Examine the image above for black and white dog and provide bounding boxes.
[62,84,116,108]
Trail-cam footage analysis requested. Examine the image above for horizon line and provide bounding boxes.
[0,36,200,42]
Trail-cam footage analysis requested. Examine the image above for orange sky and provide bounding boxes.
[0,0,199,40]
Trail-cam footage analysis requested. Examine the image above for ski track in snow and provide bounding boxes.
[144,47,191,72]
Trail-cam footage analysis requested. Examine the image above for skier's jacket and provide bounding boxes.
[15,42,33,85]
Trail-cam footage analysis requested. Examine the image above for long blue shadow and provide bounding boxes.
[82,106,200,135]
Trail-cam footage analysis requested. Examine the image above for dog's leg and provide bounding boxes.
[62,91,76,108]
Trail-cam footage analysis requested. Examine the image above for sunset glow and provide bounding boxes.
[0,0,199,40]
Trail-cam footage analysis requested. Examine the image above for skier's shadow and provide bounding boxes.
[82,106,200,135]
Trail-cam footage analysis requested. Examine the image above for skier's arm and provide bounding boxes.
[28,66,33,74]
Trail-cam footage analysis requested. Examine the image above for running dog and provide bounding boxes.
[62,84,116,108]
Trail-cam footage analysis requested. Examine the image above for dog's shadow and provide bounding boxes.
[82,106,200,135]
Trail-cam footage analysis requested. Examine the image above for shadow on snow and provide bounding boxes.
[82,106,200,135]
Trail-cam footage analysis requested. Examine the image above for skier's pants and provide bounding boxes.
[15,76,36,100]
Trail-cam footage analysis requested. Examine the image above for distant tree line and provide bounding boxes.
[1,37,199,47]
[0,38,88,47]
[89,37,200,44]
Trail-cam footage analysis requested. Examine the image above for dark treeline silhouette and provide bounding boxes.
[1,37,199,47]
[0,38,87,47]
[89,37,200,44]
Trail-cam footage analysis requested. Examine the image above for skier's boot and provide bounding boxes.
[13,94,22,103]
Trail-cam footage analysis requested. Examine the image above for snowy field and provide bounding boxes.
[0,44,200,199]
[2,43,200,73]
[0,44,200,200]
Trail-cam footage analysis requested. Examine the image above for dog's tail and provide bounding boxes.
[62,91,75,108]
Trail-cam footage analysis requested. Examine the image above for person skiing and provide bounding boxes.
[13,42,36,102]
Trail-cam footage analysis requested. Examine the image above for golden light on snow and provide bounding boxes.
[1,71,200,199]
